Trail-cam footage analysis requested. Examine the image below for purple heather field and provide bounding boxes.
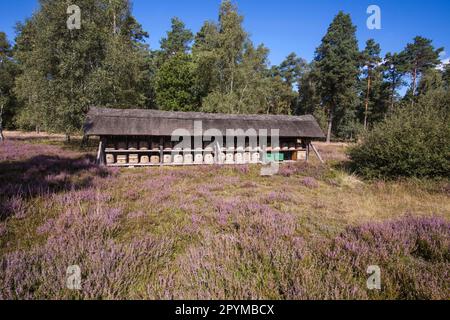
[0,134,449,299]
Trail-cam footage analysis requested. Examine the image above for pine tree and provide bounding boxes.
[442,64,450,89]
[360,39,382,130]
[383,52,405,112]
[400,36,443,103]
[275,53,307,88]
[314,11,360,142]
[155,53,197,111]
[160,17,193,59]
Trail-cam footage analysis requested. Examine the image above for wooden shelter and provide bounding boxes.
[84,107,325,167]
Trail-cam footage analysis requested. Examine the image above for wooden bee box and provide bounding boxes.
[163,154,172,164]
[106,142,116,151]
[297,150,307,160]
[183,154,193,164]
[164,141,173,150]
[128,141,138,150]
[117,155,127,164]
[204,154,214,164]
[151,141,160,151]
[225,153,234,164]
[235,153,244,164]
[117,142,127,150]
[140,155,150,164]
[129,154,139,164]
[150,155,160,164]
[194,154,203,164]
[173,155,183,164]
[106,154,115,164]
[139,141,149,150]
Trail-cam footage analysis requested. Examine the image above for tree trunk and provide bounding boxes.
[364,73,372,130]
[390,81,395,113]
[326,107,333,144]
[412,66,417,106]
[65,133,71,143]
[0,104,4,143]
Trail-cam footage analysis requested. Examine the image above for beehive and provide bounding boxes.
[129,154,139,164]
[235,153,244,164]
[275,153,284,161]
[106,154,115,164]
[106,142,116,151]
[184,154,193,164]
[164,141,173,150]
[204,154,214,164]
[251,153,260,164]
[163,154,172,164]
[292,152,297,161]
[151,141,159,151]
[236,144,245,152]
[281,143,289,150]
[289,142,296,150]
[204,144,214,152]
[225,153,234,164]
[140,155,150,164]
[194,154,203,164]
[265,153,275,162]
[128,141,138,150]
[150,155,160,164]
[297,150,307,160]
[243,153,251,163]
[139,141,148,150]
[117,155,127,164]
[117,142,127,150]
[173,155,183,164]
[219,153,226,163]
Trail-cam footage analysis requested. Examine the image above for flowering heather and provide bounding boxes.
[1,137,449,300]
[301,177,319,189]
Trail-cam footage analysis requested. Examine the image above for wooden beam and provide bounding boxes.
[310,142,324,164]
[159,136,164,166]
[96,138,106,166]
[305,140,310,162]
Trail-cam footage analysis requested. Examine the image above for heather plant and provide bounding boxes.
[0,202,174,299]
[322,216,449,299]
[1,138,449,300]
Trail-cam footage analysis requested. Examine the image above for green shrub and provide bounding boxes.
[348,90,450,179]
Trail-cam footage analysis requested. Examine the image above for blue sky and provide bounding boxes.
[0,0,449,66]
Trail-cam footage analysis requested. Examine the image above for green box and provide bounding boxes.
[264,153,284,162]
[274,153,285,161]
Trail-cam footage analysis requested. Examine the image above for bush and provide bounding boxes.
[348,91,450,179]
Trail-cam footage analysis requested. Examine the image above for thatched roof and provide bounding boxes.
[84,107,325,139]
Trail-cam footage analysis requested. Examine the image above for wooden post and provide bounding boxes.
[159,136,164,166]
[305,140,310,162]
[310,142,324,164]
[97,137,106,166]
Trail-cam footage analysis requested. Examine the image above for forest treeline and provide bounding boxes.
[0,0,448,142]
